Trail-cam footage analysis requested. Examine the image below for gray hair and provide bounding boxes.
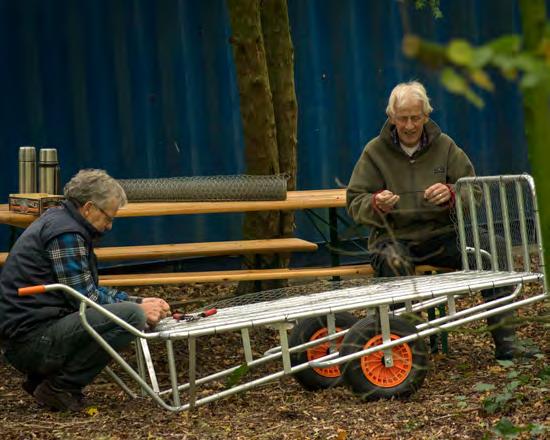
[385,81,433,117]
[64,169,127,209]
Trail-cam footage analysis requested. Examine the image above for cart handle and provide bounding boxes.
[18,285,47,296]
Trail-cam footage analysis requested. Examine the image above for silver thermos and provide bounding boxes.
[38,148,61,194]
[18,146,37,193]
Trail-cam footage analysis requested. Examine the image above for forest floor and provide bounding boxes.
[0,279,549,440]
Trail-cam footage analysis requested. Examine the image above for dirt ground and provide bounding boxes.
[0,280,548,440]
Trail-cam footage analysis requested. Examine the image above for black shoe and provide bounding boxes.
[33,381,84,412]
[22,374,44,397]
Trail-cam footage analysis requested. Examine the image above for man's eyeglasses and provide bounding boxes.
[93,203,115,224]
[394,114,424,125]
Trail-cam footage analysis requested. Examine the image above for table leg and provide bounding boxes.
[329,208,340,281]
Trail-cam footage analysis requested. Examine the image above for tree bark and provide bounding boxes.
[261,0,298,265]
[227,0,298,293]
[518,0,550,271]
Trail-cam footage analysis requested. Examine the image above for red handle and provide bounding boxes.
[18,285,47,296]
[200,308,217,317]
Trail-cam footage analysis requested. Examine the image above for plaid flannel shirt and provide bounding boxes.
[46,232,129,304]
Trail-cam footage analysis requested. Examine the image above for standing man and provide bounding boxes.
[346,81,517,360]
[0,169,171,412]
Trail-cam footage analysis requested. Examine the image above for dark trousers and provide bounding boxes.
[371,231,512,303]
[3,302,146,392]
[370,229,516,347]
[371,232,462,277]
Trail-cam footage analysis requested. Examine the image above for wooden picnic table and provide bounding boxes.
[0,189,347,228]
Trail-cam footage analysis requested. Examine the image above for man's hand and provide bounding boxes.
[140,297,171,327]
[374,190,400,213]
[424,183,451,205]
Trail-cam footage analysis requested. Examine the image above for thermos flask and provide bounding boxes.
[18,146,37,193]
[38,148,60,194]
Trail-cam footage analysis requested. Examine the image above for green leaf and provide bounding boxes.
[488,35,521,54]
[506,370,519,379]
[441,68,468,93]
[497,360,515,368]
[447,39,475,66]
[225,364,250,389]
[538,365,550,380]
[464,88,484,108]
[483,397,500,414]
[496,391,513,403]
[474,382,496,392]
[520,72,542,89]
[469,69,495,91]
[471,46,494,68]
[493,418,524,437]
[492,54,517,75]
[530,423,547,435]
[415,0,443,18]
[514,54,540,72]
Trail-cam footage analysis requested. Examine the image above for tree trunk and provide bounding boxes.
[261,0,298,264]
[518,0,550,272]
[227,0,298,293]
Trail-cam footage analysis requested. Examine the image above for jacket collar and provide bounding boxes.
[379,118,443,156]
[62,199,103,240]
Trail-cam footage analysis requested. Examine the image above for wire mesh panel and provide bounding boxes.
[453,175,543,273]
[117,175,288,202]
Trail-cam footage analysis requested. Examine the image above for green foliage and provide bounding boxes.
[479,360,549,416]
[447,39,475,66]
[225,363,250,389]
[454,394,468,409]
[491,417,548,439]
[473,382,496,392]
[414,0,443,19]
[440,67,483,108]
[403,31,550,107]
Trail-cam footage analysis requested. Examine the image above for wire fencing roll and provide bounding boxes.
[117,175,288,202]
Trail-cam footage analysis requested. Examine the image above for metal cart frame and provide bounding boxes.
[19,175,548,411]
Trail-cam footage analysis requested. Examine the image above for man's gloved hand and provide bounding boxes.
[374,190,400,213]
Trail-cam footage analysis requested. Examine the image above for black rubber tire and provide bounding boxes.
[289,312,358,390]
[340,316,429,400]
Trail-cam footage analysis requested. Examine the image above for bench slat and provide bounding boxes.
[97,264,449,287]
[99,264,375,286]
[94,238,317,262]
[0,238,318,266]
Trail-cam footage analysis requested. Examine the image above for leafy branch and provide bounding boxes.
[402,32,550,107]
[414,0,442,19]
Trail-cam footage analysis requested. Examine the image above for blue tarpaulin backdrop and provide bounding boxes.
[0,0,542,250]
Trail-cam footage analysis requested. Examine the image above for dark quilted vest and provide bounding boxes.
[0,201,99,340]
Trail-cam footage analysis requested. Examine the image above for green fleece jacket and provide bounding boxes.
[346,119,475,246]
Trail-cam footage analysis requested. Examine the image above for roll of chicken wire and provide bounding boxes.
[117,174,288,202]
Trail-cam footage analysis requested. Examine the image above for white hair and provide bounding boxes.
[64,169,127,209]
[385,81,433,117]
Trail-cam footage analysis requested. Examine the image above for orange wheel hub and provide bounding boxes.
[360,334,413,387]
[306,327,344,378]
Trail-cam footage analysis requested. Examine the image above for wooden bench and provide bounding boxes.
[0,238,317,266]
[98,264,448,287]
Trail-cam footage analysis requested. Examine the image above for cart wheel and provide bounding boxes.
[289,313,358,390]
[340,316,428,400]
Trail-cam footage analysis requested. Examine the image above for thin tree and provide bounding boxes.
[227,0,298,292]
